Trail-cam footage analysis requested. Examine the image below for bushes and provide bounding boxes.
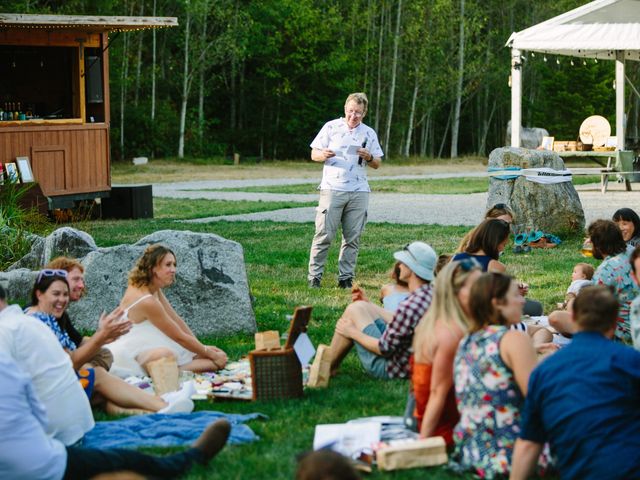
[0,184,50,270]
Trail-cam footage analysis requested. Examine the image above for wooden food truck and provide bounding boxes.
[0,13,177,209]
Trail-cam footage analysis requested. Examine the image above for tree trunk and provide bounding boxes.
[151,0,157,123]
[383,0,402,151]
[119,30,130,159]
[450,0,465,158]
[403,70,419,157]
[438,106,453,158]
[198,9,208,151]
[178,3,191,159]
[133,0,144,107]
[479,99,497,156]
[373,3,385,133]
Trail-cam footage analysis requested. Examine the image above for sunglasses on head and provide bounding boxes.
[493,203,508,210]
[403,243,418,262]
[36,269,68,284]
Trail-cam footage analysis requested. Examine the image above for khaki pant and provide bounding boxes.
[308,190,369,281]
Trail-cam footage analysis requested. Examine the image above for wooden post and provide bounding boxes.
[510,48,522,148]
[233,153,240,165]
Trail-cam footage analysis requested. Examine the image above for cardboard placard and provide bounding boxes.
[255,330,280,350]
[307,344,331,388]
[377,437,448,471]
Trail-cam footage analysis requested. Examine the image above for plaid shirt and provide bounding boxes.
[379,283,434,379]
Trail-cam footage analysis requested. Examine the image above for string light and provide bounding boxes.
[543,55,548,62]
[570,59,574,66]
[556,58,560,65]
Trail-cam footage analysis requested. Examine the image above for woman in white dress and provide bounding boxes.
[108,245,227,381]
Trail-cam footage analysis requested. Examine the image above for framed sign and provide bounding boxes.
[5,162,18,183]
[16,156,34,183]
[541,136,554,151]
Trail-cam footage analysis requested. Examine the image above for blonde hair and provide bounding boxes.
[413,260,480,360]
[345,92,368,116]
[128,244,176,287]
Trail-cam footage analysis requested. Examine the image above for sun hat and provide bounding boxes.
[393,242,436,282]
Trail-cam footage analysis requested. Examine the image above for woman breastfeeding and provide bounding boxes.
[108,245,227,389]
[411,258,482,446]
[450,272,540,478]
[26,270,194,415]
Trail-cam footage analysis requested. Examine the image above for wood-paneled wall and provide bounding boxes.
[0,124,110,197]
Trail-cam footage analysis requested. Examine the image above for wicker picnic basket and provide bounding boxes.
[249,306,312,401]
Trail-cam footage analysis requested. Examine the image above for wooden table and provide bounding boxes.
[558,150,634,193]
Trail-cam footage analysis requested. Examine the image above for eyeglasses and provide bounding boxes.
[345,110,364,117]
[36,269,68,283]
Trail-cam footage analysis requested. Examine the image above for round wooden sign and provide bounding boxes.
[579,115,611,147]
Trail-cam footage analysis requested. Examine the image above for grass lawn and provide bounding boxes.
[153,198,316,220]
[76,196,585,479]
[199,176,602,195]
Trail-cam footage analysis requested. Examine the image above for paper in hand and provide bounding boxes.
[345,144,360,155]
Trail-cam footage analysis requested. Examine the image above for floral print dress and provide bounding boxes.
[450,325,523,479]
[593,248,639,344]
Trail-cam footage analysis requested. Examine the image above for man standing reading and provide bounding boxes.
[308,92,383,289]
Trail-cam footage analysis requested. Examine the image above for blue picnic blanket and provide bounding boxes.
[83,411,266,449]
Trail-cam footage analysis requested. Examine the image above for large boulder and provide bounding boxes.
[487,147,585,234]
[69,230,256,336]
[0,268,38,304]
[1,228,256,337]
[9,227,97,270]
[506,121,549,149]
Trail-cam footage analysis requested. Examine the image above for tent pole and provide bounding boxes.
[510,48,522,147]
[616,51,625,150]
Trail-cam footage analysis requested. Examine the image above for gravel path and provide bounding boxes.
[150,173,640,227]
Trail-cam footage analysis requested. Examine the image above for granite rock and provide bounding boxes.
[487,147,585,234]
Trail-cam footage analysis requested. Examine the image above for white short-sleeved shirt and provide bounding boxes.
[0,351,67,480]
[310,118,384,192]
[0,305,94,445]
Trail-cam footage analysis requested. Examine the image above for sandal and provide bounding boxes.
[514,233,527,246]
[544,233,562,245]
[527,230,544,243]
[530,237,557,249]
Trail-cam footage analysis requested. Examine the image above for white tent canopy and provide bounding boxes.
[506,0,640,148]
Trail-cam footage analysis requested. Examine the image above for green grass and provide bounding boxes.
[199,175,602,195]
[153,198,316,220]
[74,201,584,479]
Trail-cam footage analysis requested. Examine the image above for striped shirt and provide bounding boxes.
[379,283,434,379]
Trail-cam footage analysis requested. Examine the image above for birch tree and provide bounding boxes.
[383,0,402,152]
[450,0,465,158]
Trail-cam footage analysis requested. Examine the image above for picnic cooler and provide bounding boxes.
[249,306,312,401]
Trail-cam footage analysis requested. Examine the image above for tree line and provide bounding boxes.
[7,0,640,160]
